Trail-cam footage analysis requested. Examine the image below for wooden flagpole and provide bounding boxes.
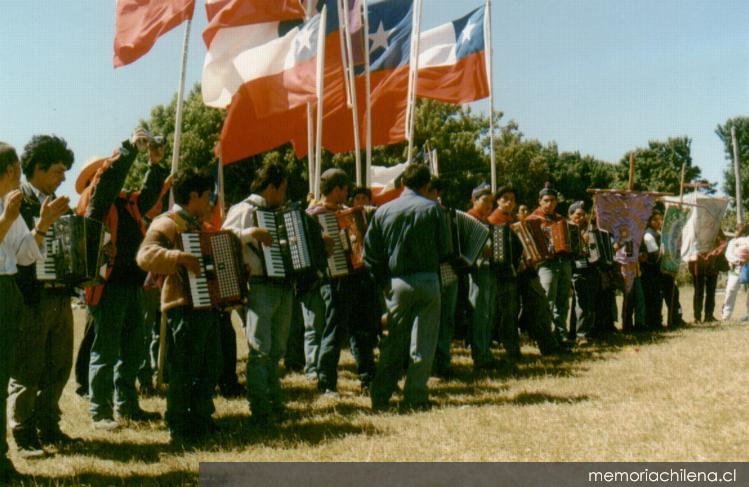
[405,0,423,165]
[306,2,316,196]
[314,6,328,200]
[158,17,191,388]
[341,0,363,185]
[362,0,372,186]
[485,0,496,192]
[732,126,743,224]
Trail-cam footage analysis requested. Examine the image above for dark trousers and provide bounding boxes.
[75,311,95,396]
[689,261,717,322]
[0,277,23,459]
[347,274,379,386]
[517,273,560,355]
[640,268,663,329]
[284,302,306,371]
[570,268,599,339]
[165,306,221,438]
[496,277,520,359]
[217,310,240,392]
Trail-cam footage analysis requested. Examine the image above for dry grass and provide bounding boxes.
[7,287,749,485]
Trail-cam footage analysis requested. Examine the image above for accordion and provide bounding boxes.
[549,220,585,256]
[587,229,614,266]
[512,219,552,267]
[449,209,490,268]
[254,207,326,280]
[178,231,247,309]
[316,207,368,278]
[40,215,109,286]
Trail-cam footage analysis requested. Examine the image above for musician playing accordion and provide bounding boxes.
[222,161,294,426]
[0,143,69,481]
[137,168,221,446]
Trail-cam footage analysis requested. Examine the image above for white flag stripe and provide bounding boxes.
[418,22,458,69]
[233,23,315,85]
[202,21,279,107]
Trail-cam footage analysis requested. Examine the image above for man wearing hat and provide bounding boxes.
[526,184,573,344]
[566,201,598,342]
[8,135,76,457]
[76,128,168,430]
[466,183,502,371]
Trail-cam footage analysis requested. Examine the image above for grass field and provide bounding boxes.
[6,287,749,486]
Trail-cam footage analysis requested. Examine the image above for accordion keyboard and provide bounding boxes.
[36,230,57,281]
[210,233,242,300]
[283,210,313,272]
[257,210,286,278]
[180,233,211,309]
[317,213,349,277]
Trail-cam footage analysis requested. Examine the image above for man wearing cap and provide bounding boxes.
[8,135,76,457]
[526,184,573,344]
[365,164,450,411]
[466,183,502,371]
[488,185,561,357]
[302,168,376,393]
[76,128,168,429]
[0,142,69,481]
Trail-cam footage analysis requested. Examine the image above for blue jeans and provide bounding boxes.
[245,280,293,416]
[301,287,325,378]
[469,266,498,366]
[88,283,145,420]
[371,273,441,408]
[165,306,221,436]
[537,258,573,340]
[434,279,458,372]
[571,268,599,339]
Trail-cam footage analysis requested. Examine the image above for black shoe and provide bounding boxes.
[38,427,79,446]
[433,366,455,381]
[13,429,47,459]
[399,400,433,413]
[117,408,161,422]
[703,316,717,323]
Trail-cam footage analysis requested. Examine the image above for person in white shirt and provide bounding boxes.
[721,224,749,321]
[0,142,68,482]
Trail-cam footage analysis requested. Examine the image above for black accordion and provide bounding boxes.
[490,223,522,275]
[448,209,490,269]
[39,215,108,286]
[254,206,327,281]
[587,229,614,266]
[178,231,247,310]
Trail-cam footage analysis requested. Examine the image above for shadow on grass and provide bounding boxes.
[203,413,383,450]
[53,438,167,464]
[14,470,198,487]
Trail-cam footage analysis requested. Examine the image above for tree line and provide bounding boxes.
[126,83,745,214]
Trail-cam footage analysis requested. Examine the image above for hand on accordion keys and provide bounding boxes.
[321,232,336,257]
[177,252,202,276]
[38,195,70,231]
[248,227,273,247]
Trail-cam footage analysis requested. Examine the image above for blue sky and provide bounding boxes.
[1,0,746,202]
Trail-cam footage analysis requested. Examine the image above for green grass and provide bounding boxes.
[7,287,749,485]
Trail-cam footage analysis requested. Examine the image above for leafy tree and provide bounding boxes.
[717,117,749,211]
[614,137,701,195]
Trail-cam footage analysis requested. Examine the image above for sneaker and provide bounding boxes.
[92,418,120,431]
[117,408,161,422]
[13,429,47,459]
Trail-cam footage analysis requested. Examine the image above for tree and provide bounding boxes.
[614,137,701,195]
[717,117,749,212]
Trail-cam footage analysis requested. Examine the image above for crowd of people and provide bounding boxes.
[0,130,746,481]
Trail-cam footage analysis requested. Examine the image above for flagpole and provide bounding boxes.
[342,0,363,185]
[157,17,191,388]
[170,18,191,187]
[338,0,353,108]
[314,6,328,200]
[306,2,316,197]
[732,126,743,224]
[484,0,496,192]
[362,0,372,186]
[406,0,423,165]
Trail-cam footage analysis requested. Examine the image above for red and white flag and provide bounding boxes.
[113,0,195,68]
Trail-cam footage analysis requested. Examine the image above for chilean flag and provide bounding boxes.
[113,0,195,68]
[417,6,489,104]
[290,0,414,157]
[219,13,325,164]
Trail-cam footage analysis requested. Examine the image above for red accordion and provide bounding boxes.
[512,219,551,267]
